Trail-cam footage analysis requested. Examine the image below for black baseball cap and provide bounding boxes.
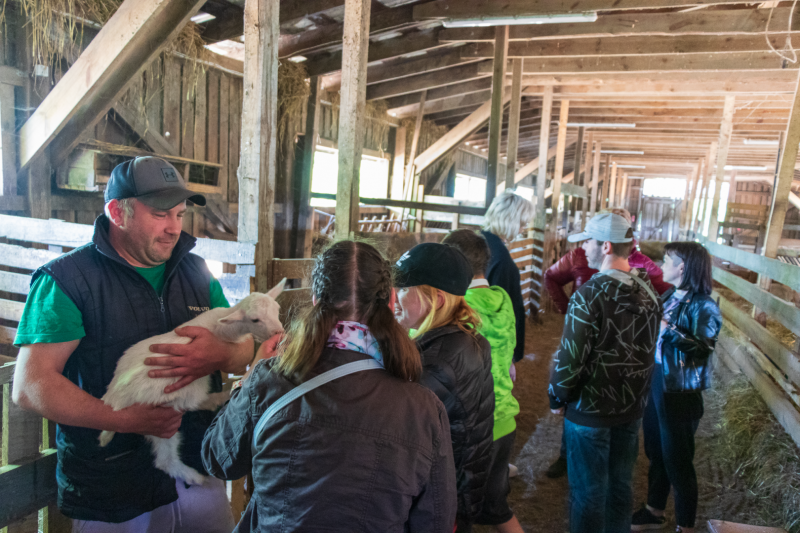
[394,243,473,296]
[105,156,206,210]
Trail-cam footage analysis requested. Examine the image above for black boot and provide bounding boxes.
[545,456,568,478]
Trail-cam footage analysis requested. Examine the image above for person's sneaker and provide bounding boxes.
[545,456,568,479]
[630,506,667,531]
[508,464,519,478]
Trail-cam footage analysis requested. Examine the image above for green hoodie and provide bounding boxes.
[465,286,520,440]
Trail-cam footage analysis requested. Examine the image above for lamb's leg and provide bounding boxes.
[147,433,206,486]
[196,391,231,411]
[98,430,115,447]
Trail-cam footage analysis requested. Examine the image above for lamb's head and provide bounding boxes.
[217,278,286,342]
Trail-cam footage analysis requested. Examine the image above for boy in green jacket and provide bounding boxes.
[442,230,523,533]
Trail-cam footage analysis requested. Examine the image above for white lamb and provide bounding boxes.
[98,279,286,485]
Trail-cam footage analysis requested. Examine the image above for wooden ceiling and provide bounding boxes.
[196,0,800,189]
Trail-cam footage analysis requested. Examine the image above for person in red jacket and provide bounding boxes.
[543,209,672,478]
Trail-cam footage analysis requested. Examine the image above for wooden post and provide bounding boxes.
[679,165,694,233]
[391,126,406,200]
[756,70,800,306]
[571,126,585,230]
[589,140,601,216]
[504,58,523,191]
[601,154,611,210]
[681,159,702,237]
[580,131,593,229]
[620,173,629,212]
[694,142,718,237]
[238,0,279,293]
[707,95,736,240]
[292,76,321,259]
[0,83,16,198]
[608,162,618,207]
[487,25,509,208]
[550,100,570,242]
[402,90,426,229]
[534,86,554,236]
[335,0,372,239]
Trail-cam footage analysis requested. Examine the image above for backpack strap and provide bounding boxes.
[251,359,383,455]
[602,268,659,306]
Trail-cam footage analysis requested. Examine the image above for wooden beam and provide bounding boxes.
[335,0,371,239]
[415,91,512,174]
[19,0,205,169]
[504,138,576,192]
[483,53,798,76]
[292,76,321,259]
[550,100,570,237]
[608,161,618,207]
[384,77,493,112]
[577,128,589,230]
[366,60,489,101]
[0,83,16,197]
[415,0,752,21]
[361,51,470,88]
[402,90,427,228]
[464,35,800,59]
[505,58,523,190]
[600,155,611,210]
[306,29,446,78]
[694,143,718,236]
[391,126,406,200]
[707,95,736,238]
[487,26,509,208]
[238,0,279,292]
[534,86,554,235]
[589,140,601,215]
[680,161,701,234]
[278,5,415,59]
[437,8,800,42]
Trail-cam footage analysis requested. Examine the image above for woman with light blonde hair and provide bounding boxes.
[481,190,534,366]
[394,243,495,533]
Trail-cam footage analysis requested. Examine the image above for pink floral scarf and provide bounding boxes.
[326,321,383,365]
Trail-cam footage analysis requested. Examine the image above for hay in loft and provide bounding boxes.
[322,90,392,152]
[401,117,453,188]
[6,0,208,80]
[277,59,310,153]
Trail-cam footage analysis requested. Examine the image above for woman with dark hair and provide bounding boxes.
[202,241,457,532]
[631,242,721,533]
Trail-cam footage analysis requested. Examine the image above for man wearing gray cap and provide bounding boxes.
[548,212,661,533]
[12,157,251,532]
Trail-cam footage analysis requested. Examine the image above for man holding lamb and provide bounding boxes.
[12,157,258,532]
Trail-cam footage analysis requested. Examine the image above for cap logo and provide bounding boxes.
[397,251,411,267]
[161,168,179,183]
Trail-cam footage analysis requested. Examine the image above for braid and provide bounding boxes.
[375,259,392,303]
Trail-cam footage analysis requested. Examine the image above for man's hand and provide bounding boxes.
[145,326,246,394]
[551,406,565,416]
[509,363,517,382]
[117,403,183,438]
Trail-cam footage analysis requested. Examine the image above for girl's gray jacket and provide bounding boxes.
[202,348,457,533]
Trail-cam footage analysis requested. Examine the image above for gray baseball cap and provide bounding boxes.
[567,212,632,243]
[105,156,206,210]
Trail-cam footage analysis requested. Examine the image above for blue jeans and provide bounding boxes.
[565,418,641,533]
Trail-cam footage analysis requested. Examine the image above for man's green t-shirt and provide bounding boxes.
[14,263,230,346]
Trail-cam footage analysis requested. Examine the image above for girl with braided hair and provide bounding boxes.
[202,240,457,532]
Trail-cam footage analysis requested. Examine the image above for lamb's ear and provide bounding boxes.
[267,277,287,299]
[219,308,246,324]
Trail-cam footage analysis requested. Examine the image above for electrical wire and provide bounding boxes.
[765,0,798,64]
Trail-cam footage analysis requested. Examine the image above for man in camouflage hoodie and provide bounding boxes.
[548,212,661,533]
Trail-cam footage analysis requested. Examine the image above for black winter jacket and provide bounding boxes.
[416,325,495,522]
[658,287,722,418]
[548,268,662,428]
[202,348,457,533]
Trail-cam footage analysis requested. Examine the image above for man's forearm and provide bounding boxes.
[15,372,125,432]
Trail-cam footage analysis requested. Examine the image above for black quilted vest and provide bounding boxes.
[36,215,221,523]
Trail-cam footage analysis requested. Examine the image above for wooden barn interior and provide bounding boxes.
[1,0,800,531]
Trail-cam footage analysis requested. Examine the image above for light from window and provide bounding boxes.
[310,149,390,207]
[642,178,686,199]
[454,174,486,203]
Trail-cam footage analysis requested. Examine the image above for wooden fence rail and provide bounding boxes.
[703,238,800,449]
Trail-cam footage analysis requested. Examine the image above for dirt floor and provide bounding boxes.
[475,312,779,533]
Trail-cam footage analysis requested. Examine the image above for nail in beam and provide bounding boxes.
[335,0,371,239]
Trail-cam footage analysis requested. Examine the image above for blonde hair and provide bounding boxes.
[483,190,534,241]
[410,285,481,339]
